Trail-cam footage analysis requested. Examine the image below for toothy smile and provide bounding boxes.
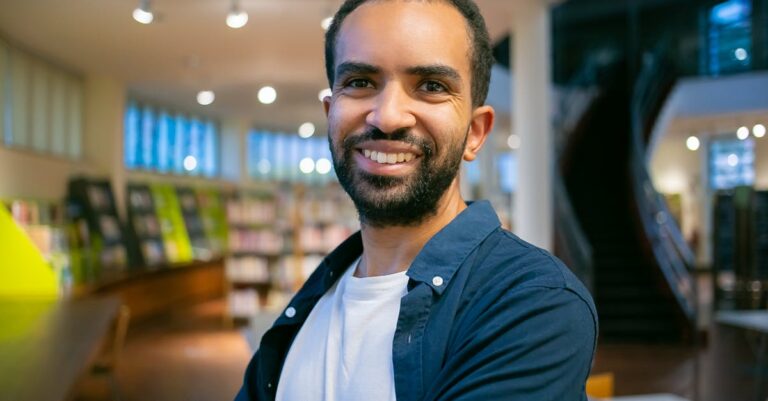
[362,149,416,164]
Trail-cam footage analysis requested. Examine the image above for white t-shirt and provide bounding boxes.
[276,259,409,401]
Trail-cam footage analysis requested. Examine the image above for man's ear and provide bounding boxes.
[322,94,332,117]
[463,105,495,161]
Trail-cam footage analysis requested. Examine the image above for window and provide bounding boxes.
[0,37,83,158]
[124,101,220,177]
[709,136,755,189]
[247,130,335,184]
[708,0,752,75]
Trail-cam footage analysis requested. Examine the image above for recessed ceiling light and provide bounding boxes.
[196,90,215,106]
[258,86,277,104]
[686,136,700,151]
[183,155,198,171]
[734,48,748,61]
[299,157,315,174]
[316,158,332,175]
[737,126,749,140]
[753,123,766,138]
[318,88,332,102]
[298,122,315,138]
[507,134,520,150]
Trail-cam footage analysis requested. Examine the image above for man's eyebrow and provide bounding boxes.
[405,65,462,83]
[335,62,380,79]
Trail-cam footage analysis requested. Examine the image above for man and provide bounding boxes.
[235,0,597,400]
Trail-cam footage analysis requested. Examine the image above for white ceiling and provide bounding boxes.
[0,0,515,133]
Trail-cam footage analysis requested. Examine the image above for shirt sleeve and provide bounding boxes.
[425,285,597,401]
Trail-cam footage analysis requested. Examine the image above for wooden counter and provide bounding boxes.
[80,258,224,321]
[0,297,121,401]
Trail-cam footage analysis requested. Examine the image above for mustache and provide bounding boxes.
[341,127,434,157]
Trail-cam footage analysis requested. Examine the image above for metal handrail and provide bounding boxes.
[630,43,697,321]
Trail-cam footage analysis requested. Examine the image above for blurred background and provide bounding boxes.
[0,0,766,400]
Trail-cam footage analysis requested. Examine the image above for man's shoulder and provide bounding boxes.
[472,228,595,309]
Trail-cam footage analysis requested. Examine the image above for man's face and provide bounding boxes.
[325,0,476,227]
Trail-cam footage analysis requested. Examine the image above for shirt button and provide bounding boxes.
[285,307,296,318]
[432,276,444,286]
[267,382,273,388]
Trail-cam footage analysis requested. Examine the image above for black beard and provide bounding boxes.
[330,127,466,228]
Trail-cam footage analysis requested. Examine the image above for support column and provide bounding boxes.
[83,75,126,218]
[511,0,554,251]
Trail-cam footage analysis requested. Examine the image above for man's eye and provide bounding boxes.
[421,81,447,93]
[346,79,373,89]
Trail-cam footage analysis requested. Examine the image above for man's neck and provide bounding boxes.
[355,186,467,278]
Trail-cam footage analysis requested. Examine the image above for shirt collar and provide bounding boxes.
[289,200,500,313]
[406,200,500,295]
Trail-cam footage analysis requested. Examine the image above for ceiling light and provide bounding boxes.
[734,48,748,61]
[316,158,332,175]
[318,88,332,102]
[737,126,749,140]
[133,0,154,24]
[183,155,198,171]
[196,90,215,106]
[507,134,521,150]
[299,157,315,174]
[753,123,766,138]
[298,122,315,138]
[686,136,700,151]
[258,86,277,104]
[226,0,248,29]
[321,16,334,31]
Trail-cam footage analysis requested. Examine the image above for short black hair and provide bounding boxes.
[324,0,494,108]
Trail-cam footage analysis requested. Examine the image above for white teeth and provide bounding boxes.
[363,150,416,164]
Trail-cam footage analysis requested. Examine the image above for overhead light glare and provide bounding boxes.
[299,122,315,138]
[753,123,766,138]
[736,126,749,140]
[183,156,198,171]
[258,86,277,104]
[507,134,521,150]
[133,0,154,24]
[316,158,332,175]
[734,48,748,61]
[299,157,315,174]
[226,11,248,28]
[197,90,215,106]
[686,135,700,151]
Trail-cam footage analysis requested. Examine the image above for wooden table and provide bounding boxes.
[0,297,121,401]
[716,310,768,401]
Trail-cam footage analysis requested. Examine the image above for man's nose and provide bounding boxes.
[365,84,417,134]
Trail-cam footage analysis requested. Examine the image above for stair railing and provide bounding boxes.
[630,42,697,323]
[553,53,613,293]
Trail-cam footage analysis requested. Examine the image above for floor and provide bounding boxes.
[73,298,765,401]
[74,300,251,401]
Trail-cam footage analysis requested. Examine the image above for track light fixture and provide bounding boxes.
[226,0,249,29]
[133,0,154,24]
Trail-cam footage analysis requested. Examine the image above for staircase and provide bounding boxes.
[562,64,693,342]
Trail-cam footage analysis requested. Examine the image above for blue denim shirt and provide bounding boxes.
[235,200,597,401]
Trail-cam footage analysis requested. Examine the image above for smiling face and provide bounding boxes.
[325,0,493,227]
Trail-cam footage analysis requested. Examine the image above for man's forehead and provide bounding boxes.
[334,0,472,65]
